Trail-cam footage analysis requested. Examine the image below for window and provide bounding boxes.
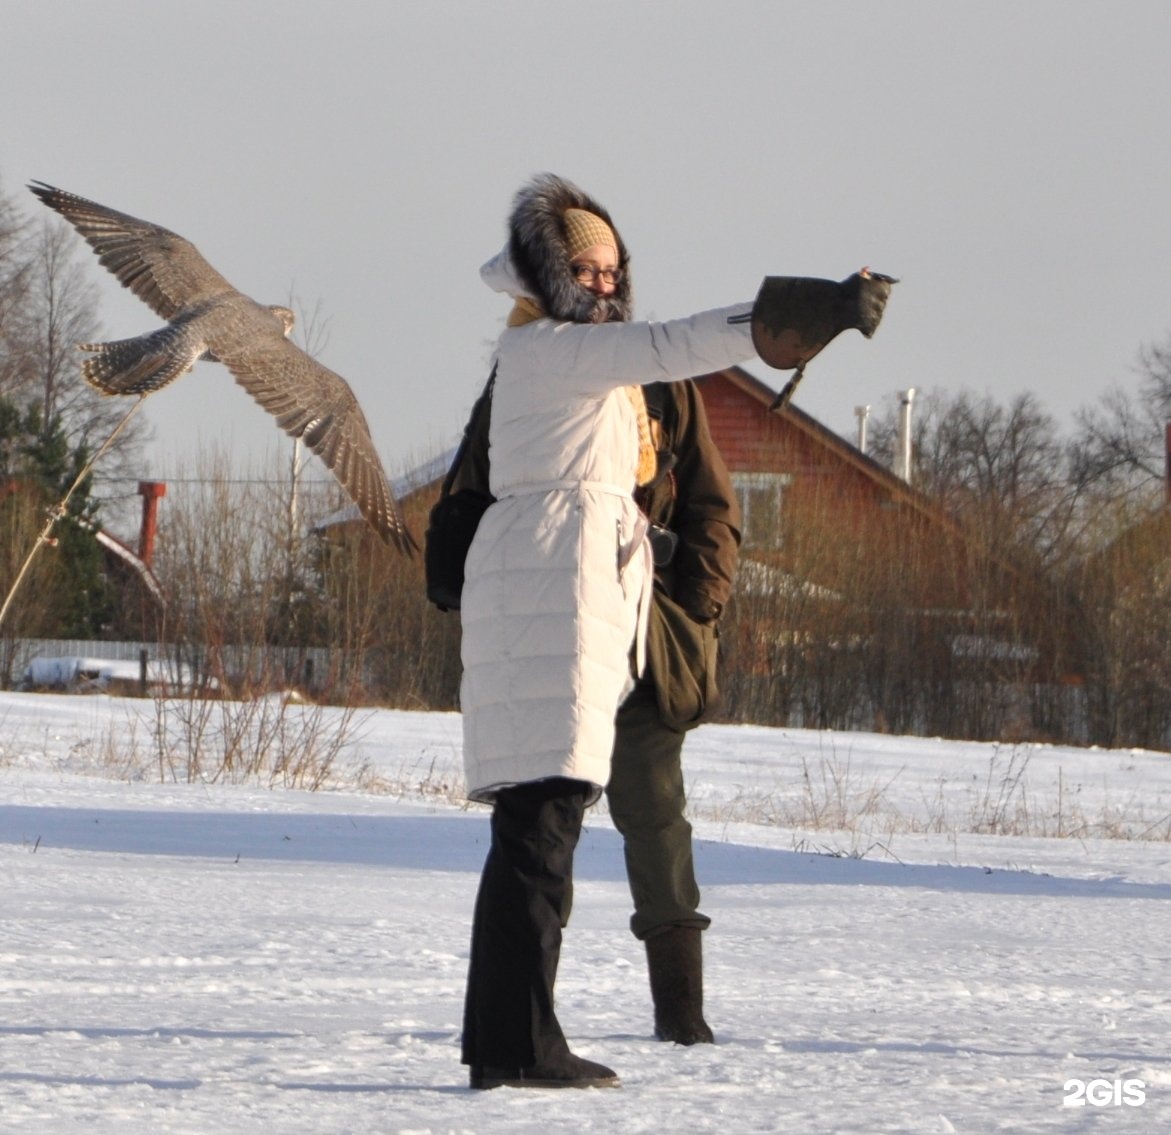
[732,472,791,548]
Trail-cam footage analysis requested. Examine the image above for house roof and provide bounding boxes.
[72,516,165,604]
[712,364,957,530]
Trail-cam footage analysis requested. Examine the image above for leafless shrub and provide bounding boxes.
[147,690,362,789]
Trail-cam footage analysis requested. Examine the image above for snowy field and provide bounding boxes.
[2,691,1170,1134]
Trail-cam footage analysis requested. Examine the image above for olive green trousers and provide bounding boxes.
[605,681,711,941]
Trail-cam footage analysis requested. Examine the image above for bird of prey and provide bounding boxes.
[28,181,417,553]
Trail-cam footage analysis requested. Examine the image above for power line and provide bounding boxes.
[90,475,340,487]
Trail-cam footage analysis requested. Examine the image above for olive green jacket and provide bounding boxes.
[638,381,741,625]
[637,381,741,730]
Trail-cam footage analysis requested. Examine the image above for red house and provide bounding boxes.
[675,367,1056,735]
[696,366,946,547]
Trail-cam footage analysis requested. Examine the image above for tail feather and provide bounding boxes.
[78,329,202,396]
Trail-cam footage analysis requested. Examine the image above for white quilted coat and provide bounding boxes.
[460,251,756,802]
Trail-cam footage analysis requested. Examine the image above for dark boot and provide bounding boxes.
[645,926,714,1045]
[469,1052,620,1090]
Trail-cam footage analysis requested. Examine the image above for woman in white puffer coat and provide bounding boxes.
[461,174,758,1091]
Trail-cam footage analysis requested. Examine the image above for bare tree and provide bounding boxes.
[1071,337,1171,501]
[25,220,99,429]
[1,178,150,513]
[869,387,1079,564]
[0,179,34,394]
[20,213,149,484]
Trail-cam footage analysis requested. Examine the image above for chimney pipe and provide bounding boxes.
[137,481,166,566]
[896,388,916,483]
[854,405,871,454]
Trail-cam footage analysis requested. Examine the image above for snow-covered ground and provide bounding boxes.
[2,691,1169,1133]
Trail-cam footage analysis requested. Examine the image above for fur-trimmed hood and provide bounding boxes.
[480,173,633,324]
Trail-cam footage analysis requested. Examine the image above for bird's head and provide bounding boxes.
[269,306,296,337]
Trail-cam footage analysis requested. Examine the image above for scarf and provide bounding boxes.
[506,297,656,487]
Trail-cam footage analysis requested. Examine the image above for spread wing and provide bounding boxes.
[221,332,418,554]
[29,180,415,553]
[28,181,236,320]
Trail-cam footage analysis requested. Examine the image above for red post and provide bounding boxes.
[137,481,167,566]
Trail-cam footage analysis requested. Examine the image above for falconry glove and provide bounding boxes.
[735,269,897,411]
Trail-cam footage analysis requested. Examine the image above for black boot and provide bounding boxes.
[469,1051,620,1090]
[645,926,714,1045]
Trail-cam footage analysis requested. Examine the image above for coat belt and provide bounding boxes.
[496,478,631,499]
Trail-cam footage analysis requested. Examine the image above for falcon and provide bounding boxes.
[28,181,417,553]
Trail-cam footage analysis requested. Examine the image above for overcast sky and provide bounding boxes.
[5,0,1170,501]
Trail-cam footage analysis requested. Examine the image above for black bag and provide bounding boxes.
[645,586,721,731]
[424,368,496,612]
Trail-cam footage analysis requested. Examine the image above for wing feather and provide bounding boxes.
[222,335,416,552]
[29,182,237,321]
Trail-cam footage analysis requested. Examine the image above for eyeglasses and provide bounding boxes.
[570,263,623,286]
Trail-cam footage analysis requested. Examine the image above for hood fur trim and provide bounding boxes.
[507,173,633,324]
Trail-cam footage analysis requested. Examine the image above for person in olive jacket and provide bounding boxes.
[606,377,740,1047]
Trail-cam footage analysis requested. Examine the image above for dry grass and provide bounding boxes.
[353,749,470,806]
[681,742,1171,844]
[8,688,1170,844]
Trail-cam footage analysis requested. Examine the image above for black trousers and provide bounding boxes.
[606,681,710,940]
[461,777,589,1068]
